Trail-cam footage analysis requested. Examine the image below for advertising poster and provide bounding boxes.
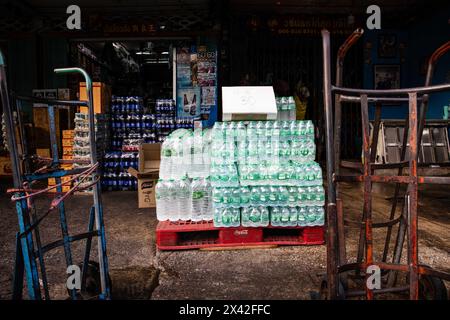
[177,87,201,118]
[176,46,217,124]
[176,48,192,87]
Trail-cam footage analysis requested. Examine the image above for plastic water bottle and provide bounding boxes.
[305,206,317,226]
[314,186,325,206]
[241,207,252,227]
[203,178,213,221]
[190,178,204,221]
[259,206,270,227]
[315,206,325,225]
[249,207,261,227]
[259,186,269,206]
[288,97,296,120]
[231,187,241,207]
[214,207,224,227]
[287,186,297,207]
[278,186,289,205]
[156,180,168,221]
[305,120,314,139]
[298,206,307,226]
[240,186,251,207]
[160,138,173,179]
[178,177,191,221]
[270,206,281,226]
[280,207,290,226]
[288,207,298,226]
[167,179,178,221]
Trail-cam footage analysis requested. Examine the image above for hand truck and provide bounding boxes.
[0,50,111,300]
[320,29,450,300]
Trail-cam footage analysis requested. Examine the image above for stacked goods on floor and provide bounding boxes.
[110,97,195,150]
[62,130,75,161]
[156,128,213,222]
[276,97,296,121]
[73,113,109,193]
[48,129,75,192]
[102,151,138,191]
[154,99,195,142]
[210,120,324,228]
[154,99,176,143]
[110,96,146,151]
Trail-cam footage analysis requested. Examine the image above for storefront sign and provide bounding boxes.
[249,16,354,35]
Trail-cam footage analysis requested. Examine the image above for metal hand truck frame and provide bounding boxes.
[0,50,111,300]
[321,29,450,300]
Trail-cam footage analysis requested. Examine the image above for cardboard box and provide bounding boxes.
[62,130,75,139]
[62,138,73,147]
[0,156,12,176]
[222,86,278,121]
[79,82,111,114]
[36,148,51,158]
[128,143,161,208]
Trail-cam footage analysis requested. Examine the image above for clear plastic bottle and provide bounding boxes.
[287,186,297,207]
[160,138,173,179]
[278,186,289,205]
[178,177,192,221]
[167,179,178,221]
[155,179,168,221]
[240,186,251,207]
[297,206,307,226]
[271,206,281,226]
[203,178,213,221]
[306,206,317,226]
[288,96,296,120]
[280,207,290,226]
[190,178,204,221]
[288,207,298,226]
[259,206,270,227]
[315,206,325,226]
[250,187,260,206]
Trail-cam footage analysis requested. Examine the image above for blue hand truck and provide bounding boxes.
[0,49,111,300]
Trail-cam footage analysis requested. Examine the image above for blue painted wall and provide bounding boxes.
[363,9,450,120]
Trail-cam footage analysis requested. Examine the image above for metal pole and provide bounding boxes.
[54,67,110,299]
[321,29,339,300]
[407,92,419,300]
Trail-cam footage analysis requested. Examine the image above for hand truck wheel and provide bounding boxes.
[66,260,113,300]
[418,274,448,300]
[319,276,346,300]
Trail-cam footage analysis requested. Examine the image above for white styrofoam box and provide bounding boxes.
[222,86,278,121]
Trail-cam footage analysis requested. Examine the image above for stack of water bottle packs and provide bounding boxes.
[210,120,325,228]
[73,113,109,193]
[156,128,214,222]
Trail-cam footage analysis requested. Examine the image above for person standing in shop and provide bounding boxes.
[294,80,310,120]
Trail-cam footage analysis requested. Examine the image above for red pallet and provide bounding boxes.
[156,220,324,250]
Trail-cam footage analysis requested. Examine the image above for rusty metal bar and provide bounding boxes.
[334,28,364,176]
[345,286,410,297]
[322,29,339,300]
[340,95,423,103]
[407,92,419,300]
[335,174,450,184]
[332,83,450,96]
[360,94,374,300]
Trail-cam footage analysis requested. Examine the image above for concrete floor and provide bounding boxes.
[0,180,448,300]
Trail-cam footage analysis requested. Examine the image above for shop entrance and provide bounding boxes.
[229,25,364,161]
